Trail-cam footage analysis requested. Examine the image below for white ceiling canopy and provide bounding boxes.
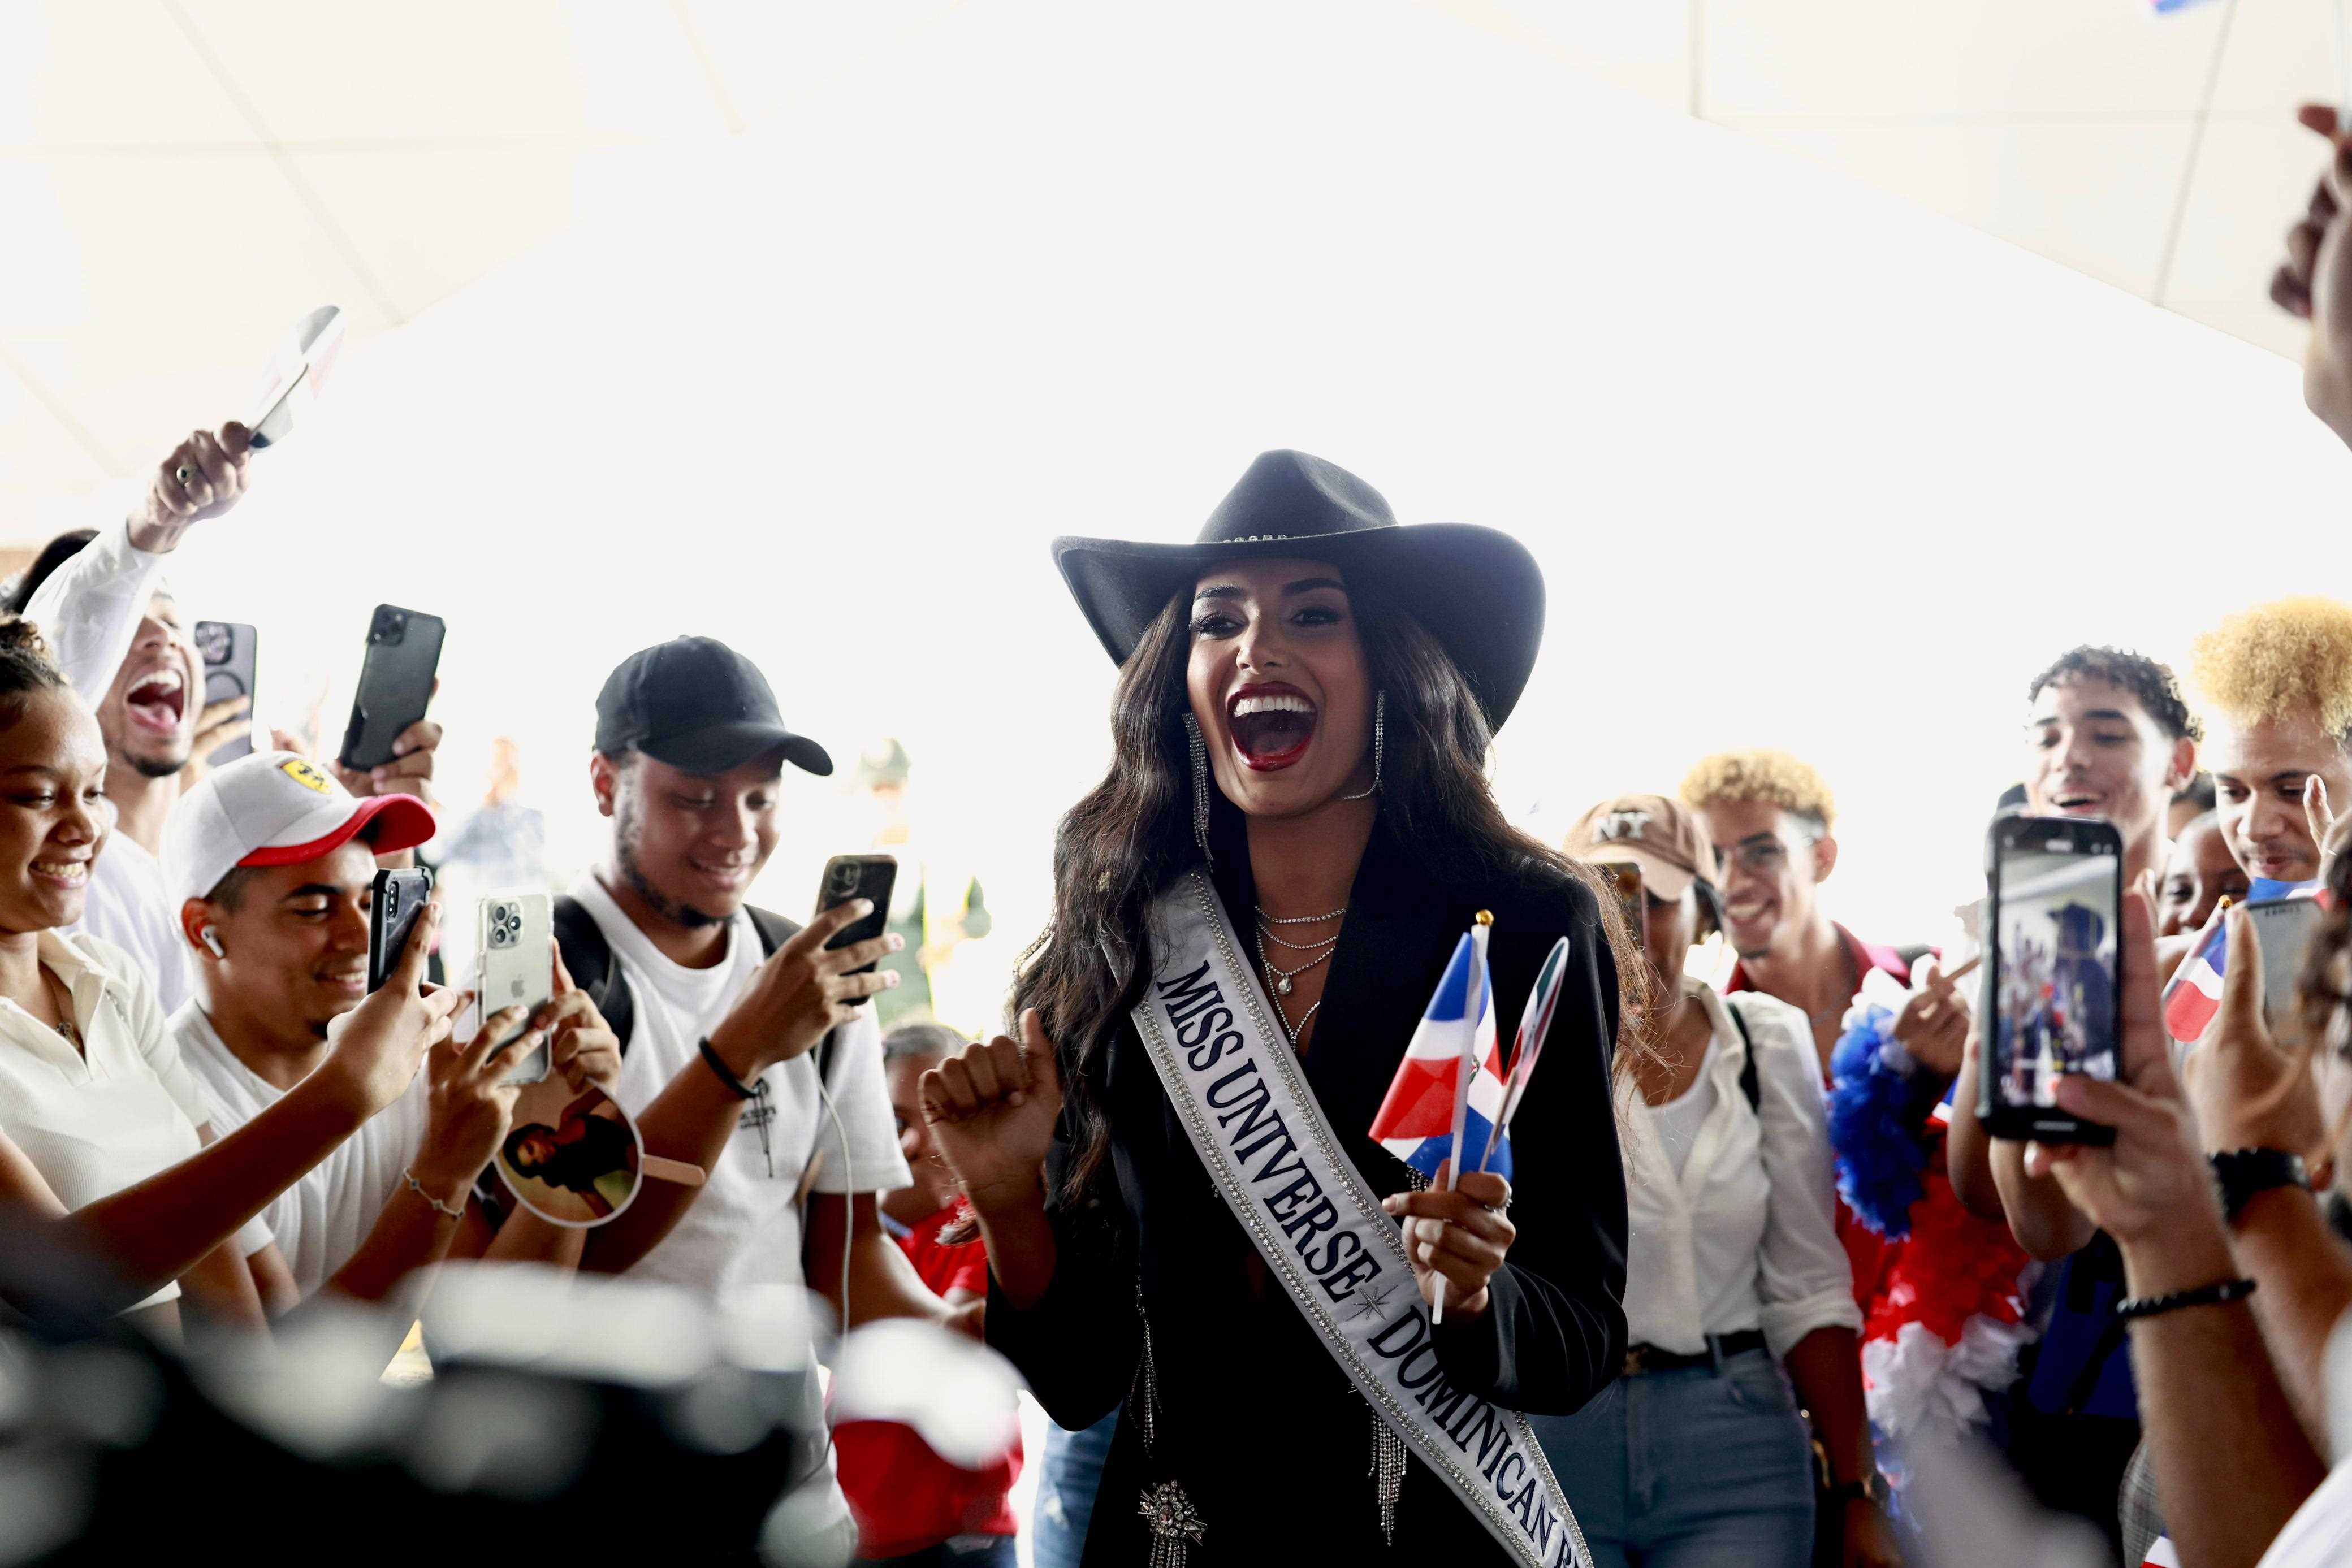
[148,0,2349,946]
[0,0,2333,530]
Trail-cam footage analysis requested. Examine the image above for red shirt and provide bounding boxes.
[1729,924,1913,1312]
[834,1205,1023,1557]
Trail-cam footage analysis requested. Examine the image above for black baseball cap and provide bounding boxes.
[594,636,834,778]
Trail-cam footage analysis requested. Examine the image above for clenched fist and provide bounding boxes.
[920,1010,1063,1212]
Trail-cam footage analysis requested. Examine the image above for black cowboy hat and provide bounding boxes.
[1052,450,1545,731]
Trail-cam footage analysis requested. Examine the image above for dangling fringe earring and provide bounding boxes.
[1340,691,1385,801]
[1184,714,1214,864]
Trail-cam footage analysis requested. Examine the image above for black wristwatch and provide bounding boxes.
[1827,1471,1890,1508]
[2210,1147,2310,1224]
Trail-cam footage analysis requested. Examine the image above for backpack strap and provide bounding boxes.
[553,895,634,1055]
[1724,995,1763,1115]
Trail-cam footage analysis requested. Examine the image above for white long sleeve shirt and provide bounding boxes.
[22,519,168,703]
[1618,980,1861,1358]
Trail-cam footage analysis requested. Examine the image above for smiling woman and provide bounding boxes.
[920,451,1640,1565]
[0,620,276,1338]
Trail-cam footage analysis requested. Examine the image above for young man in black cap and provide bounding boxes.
[571,637,954,1544]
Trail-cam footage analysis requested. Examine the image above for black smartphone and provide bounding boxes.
[368,867,434,993]
[339,604,444,772]
[1979,814,2123,1145]
[192,620,257,766]
[2247,895,2328,1051]
[1592,859,1644,938]
[815,855,897,977]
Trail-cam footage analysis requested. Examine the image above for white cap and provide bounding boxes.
[166,752,438,904]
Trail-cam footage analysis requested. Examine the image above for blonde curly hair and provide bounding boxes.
[1679,749,1836,834]
[2191,597,2352,742]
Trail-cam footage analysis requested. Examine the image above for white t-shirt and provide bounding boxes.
[1618,981,1861,1358]
[172,1002,431,1300]
[570,873,911,1301]
[570,874,909,1537]
[2258,1461,2352,1567]
[72,833,195,1017]
[0,931,266,1309]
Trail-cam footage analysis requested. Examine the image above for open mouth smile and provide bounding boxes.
[124,668,187,737]
[31,858,88,891]
[1227,685,1317,772]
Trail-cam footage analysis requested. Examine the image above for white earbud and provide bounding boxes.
[200,926,226,959]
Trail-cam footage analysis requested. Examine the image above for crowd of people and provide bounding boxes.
[6,100,2352,1568]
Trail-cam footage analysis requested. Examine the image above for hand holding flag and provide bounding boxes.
[1369,912,1525,1321]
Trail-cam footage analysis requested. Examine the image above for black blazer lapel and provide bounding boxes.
[1305,824,1465,1175]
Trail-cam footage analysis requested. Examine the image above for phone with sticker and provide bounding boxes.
[477,893,553,1086]
[367,867,434,994]
[815,855,897,977]
[192,621,256,767]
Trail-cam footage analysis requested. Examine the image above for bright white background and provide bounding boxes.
[11,5,2352,1557]
[91,0,2344,1023]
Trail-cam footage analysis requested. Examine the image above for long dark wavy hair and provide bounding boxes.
[1014,575,1646,1206]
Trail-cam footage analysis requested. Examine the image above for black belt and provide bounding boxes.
[1621,1329,1767,1376]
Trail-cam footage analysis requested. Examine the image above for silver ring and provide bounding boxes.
[174,465,193,486]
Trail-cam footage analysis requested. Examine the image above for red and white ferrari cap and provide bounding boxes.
[166,751,438,904]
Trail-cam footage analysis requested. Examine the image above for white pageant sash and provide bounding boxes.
[1131,870,1589,1568]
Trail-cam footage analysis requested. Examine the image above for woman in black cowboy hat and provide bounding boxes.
[921,451,1633,1564]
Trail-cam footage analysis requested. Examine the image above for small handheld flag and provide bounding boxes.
[249,304,346,449]
[1370,924,1511,1185]
[1482,936,1571,1171]
[2162,877,2321,1043]
[1369,915,1514,1323]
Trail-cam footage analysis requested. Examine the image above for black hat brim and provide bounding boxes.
[641,721,835,779]
[1051,523,1545,731]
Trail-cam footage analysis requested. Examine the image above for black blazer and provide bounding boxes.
[989,818,1628,1560]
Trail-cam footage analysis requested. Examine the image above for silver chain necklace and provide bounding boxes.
[1255,902,1348,925]
[1256,920,1341,954]
[1255,925,1338,996]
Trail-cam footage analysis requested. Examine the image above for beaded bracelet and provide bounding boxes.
[2115,1276,2256,1323]
[403,1167,465,1221]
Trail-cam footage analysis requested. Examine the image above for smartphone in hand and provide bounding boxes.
[2245,895,2327,1051]
[340,605,443,772]
[815,855,897,977]
[477,894,553,1086]
[1978,814,2122,1145]
[368,867,434,993]
[193,620,257,766]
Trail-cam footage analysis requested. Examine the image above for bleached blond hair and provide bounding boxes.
[1679,749,1836,834]
[2192,597,2352,743]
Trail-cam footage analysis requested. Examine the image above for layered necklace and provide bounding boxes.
[1255,902,1347,1046]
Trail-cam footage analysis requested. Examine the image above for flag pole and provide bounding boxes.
[1433,911,1493,1324]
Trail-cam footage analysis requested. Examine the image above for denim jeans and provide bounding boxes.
[1030,1409,1118,1568]
[1527,1349,1815,1568]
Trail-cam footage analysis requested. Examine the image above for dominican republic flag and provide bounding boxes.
[2163,877,2322,1043]
[1370,926,1514,1183]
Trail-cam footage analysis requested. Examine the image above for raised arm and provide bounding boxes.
[927,1011,1140,1427]
[25,424,252,701]
[1951,1027,2097,1259]
[2040,895,2325,1568]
